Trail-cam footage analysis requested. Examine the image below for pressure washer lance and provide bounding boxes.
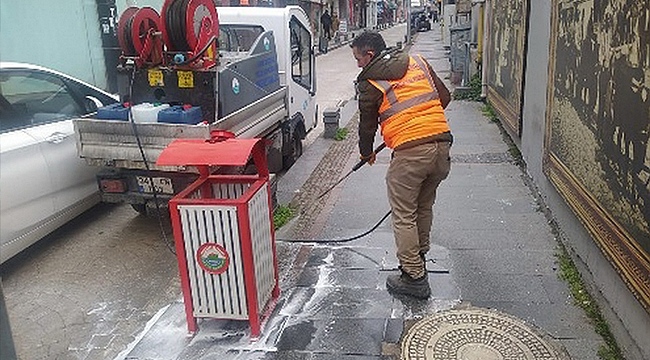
[277,141,448,273]
[316,142,387,200]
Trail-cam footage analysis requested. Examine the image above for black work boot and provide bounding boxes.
[386,269,431,299]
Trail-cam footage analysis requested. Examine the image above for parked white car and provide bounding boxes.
[0,62,118,264]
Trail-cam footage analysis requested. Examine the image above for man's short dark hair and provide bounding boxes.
[350,31,386,54]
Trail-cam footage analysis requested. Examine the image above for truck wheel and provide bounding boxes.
[283,135,303,170]
[131,202,169,218]
[131,203,148,215]
[267,147,284,173]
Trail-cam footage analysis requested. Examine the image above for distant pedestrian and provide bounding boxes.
[332,12,340,35]
[350,31,452,299]
[321,9,332,40]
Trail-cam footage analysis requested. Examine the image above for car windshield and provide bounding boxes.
[0,69,83,131]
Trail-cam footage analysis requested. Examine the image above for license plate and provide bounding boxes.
[136,176,174,194]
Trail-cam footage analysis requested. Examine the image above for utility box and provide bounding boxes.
[450,24,472,85]
[156,133,279,338]
[323,107,340,139]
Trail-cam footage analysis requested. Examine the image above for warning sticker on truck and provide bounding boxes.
[177,71,194,88]
[148,70,164,87]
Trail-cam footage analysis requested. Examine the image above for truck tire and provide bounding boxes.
[267,146,284,173]
[131,203,148,215]
[283,134,303,170]
[130,201,168,217]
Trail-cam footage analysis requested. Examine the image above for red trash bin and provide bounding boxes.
[156,132,279,338]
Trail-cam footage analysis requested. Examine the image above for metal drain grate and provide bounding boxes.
[401,308,568,360]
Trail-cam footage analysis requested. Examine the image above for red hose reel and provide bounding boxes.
[117,6,164,66]
[117,0,219,69]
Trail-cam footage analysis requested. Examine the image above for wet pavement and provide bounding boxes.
[118,24,604,359]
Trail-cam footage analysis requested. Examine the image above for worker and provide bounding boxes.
[350,31,452,299]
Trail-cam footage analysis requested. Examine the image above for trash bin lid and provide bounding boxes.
[156,138,264,167]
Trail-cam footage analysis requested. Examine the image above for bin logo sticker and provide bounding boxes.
[232,77,240,94]
[196,243,230,275]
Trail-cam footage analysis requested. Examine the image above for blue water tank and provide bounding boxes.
[96,103,130,121]
[157,105,203,125]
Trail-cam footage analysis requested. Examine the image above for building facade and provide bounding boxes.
[449,1,650,358]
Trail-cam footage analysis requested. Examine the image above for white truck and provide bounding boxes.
[73,5,317,214]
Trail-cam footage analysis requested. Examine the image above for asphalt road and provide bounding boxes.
[0,203,180,360]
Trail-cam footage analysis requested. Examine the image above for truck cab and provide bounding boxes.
[217,6,317,166]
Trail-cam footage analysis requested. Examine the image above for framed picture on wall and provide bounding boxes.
[544,0,650,312]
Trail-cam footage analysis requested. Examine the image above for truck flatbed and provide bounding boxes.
[74,87,287,170]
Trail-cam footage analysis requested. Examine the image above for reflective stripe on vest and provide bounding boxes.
[371,56,439,123]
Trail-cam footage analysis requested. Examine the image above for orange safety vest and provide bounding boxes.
[368,55,449,149]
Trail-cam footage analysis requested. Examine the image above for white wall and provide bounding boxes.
[0,0,107,88]
[115,0,163,13]
[0,0,167,91]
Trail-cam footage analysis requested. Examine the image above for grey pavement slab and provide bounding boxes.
[456,272,550,303]
[311,354,394,360]
[469,300,601,341]
[443,163,531,188]
[303,246,394,269]
[560,339,608,360]
[431,228,557,251]
[437,191,541,214]
[296,267,382,288]
[441,181,538,201]
[281,287,394,320]
[317,226,395,250]
[275,318,385,355]
[427,273,462,300]
[449,248,558,276]
[123,303,189,360]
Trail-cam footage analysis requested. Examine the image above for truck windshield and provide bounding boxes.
[219,25,265,52]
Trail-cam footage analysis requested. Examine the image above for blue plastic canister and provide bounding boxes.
[96,103,130,121]
[157,105,203,125]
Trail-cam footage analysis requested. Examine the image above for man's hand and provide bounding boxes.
[360,152,376,166]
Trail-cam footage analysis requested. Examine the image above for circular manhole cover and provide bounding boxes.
[401,308,567,360]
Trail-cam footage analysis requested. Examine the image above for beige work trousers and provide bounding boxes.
[386,141,451,279]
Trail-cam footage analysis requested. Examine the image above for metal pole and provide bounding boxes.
[406,0,411,43]
[481,0,489,98]
[0,280,17,360]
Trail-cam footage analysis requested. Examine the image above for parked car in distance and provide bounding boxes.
[0,62,118,264]
[411,10,431,33]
